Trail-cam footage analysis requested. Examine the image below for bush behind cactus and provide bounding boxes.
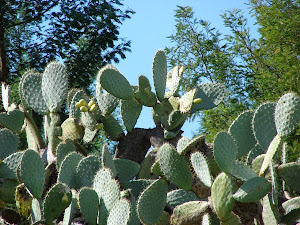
[0,50,299,225]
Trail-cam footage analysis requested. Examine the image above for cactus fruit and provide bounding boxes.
[193,98,202,104]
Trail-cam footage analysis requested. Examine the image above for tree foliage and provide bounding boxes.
[166,1,300,142]
[0,0,134,93]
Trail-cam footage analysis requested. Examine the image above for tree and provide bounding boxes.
[165,2,299,141]
[0,0,134,93]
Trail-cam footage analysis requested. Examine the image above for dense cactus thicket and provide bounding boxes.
[0,50,299,225]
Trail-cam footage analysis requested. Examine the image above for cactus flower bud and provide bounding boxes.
[88,100,96,109]
[89,104,98,112]
[193,98,202,104]
[62,193,68,204]
[80,106,88,112]
[75,102,82,109]
[79,99,87,107]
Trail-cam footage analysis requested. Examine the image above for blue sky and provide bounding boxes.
[113,0,258,138]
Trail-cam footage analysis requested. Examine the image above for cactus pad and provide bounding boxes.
[113,158,140,186]
[213,131,237,172]
[170,200,209,225]
[99,66,134,100]
[76,155,101,188]
[120,98,142,132]
[93,167,114,198]
[56,140,76,170]
[191,152,212,187]
[20,149,45,198]
[229,162,257,181]
[274,92,300,137]
[43,183,72,224]
[137,178,168,225]
[179,88,196,114]
[0,109,24,133]
[228,111,256,158]
[61,118,84,141]
[191,83,226,113]
[259,134,282,176]
[134,75,157,107]
[167,189,199,209]
[78,188,99,225]
[58,152,83,189]
[19,70,49,114]
[102,144,117,177]
[211,172,237,221]
[102,115,124,141]
[42,62,68,112]
[262,194,279,225]
[277,162,300,193]
[158,143,192,190]
[166,65,182,96]
[0,151,23,179]
[233,176,271,203]
[252,102,277,151]
[107,198,131,225]
[0,128,19,159]
[152,50,167,102]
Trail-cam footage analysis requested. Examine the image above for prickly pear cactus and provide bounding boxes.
[0,51,299,225]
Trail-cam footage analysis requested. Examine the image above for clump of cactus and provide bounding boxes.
[0,50,299,225]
